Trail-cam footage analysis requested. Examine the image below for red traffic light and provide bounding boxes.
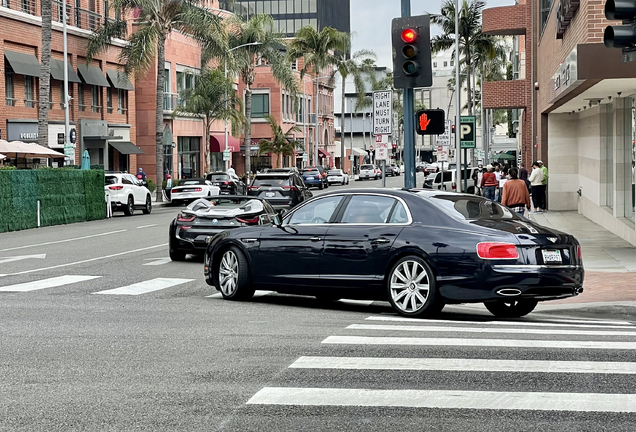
[401,28,417,43]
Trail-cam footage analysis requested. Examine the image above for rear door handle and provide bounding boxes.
[372,238,391,244]
[309,236,322,242]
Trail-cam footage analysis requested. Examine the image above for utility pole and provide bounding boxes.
[454,0,462,192]
[401,0,415,189]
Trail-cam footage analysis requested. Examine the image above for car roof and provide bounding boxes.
[180,178,206,182]
[255,172,293,177]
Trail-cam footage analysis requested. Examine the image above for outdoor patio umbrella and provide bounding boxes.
[493,153,516,160]
[80,150,91,170]
[0,153,6,160]
[0,140,65,158]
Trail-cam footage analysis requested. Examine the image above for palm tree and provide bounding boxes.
[38,0,52,149]
[289,26,349,165]
[335,46,376,170]
[431,0,499,115]
[257,115,303,168]
[209,14,297,178]
[173,69,244,173]
[86,0,226,200]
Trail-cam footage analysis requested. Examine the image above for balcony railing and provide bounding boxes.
[163,93,184,112]
[24,98,37,108]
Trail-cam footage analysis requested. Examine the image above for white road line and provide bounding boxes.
[206,290,274,299]
[247,387,636,412]
[347,324,636,337]
[322,336,636,350]
[0,254,46,265]
[143,258,172,266]
[137,224,158,229]
[526,316,634,326]
[1,244,168,277]
[290,356,636,374]
[94,278,194,295]
[0,230,127,252]
[0,275,101,292]
[365,316,635,329]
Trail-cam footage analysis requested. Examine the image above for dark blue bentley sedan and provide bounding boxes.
[203,189,584,318]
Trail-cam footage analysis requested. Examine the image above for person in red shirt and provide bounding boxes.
[480,165,498,201]
[501,168,531,217]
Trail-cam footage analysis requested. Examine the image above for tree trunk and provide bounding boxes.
[341,75,346,172]
[155,34,166,201]
[38,0,52,150]
[244,85,252,178]
[205,117,211,174]
[466,59,472,116]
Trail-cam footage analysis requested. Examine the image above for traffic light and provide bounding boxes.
[451,124,456,134]
[392,143,397,154]
[604,0,636,61]
[391,15,432,89]
[415,109,445,135]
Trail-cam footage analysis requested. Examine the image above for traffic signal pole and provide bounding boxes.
[455,0,462,192]
[401,0,416,189]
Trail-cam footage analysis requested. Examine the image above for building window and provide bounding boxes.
[21,0,32,14]
[5,69,15,106]
[118,89,127,114]
[106,87,113,113]
[78,83,85,111]
[603,104,614,209]
[91,85,101,112]
[540,0,553,35]
[450,60,454,67]
[443,61,448,67]
[177,136,201,179]
[49,84,54,109]
[433,62,437,68]
[24,76,35,108]
[250,93,270,118]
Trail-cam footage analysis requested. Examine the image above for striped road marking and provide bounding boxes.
[94,278,194,296]
[347,324,636,337]
[0,275,101,292]
[365,316,635,329]
[247,387,636,412]
[289,356,636,374]
[322,336,636,350]
[143,258,172,266]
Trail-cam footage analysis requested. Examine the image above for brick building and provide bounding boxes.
[1,0,138,171]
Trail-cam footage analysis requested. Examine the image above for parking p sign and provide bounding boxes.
[460,116,476,149]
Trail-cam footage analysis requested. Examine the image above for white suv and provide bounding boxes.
[359,164,379,180]
[105,173,152,216]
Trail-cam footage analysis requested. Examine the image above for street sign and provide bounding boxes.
[460,116,476,149]
[70,128,77,144]
[375,134,389,160]
[415,109,445,135]
[222,149,231,161]
[437,146,449,162]
[372,90,393,136]
[302,153,308,162]
[437,120,452,147]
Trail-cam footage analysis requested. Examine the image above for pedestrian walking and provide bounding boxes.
[493,163,503,202]
[136,167,146,181]
[227,165,236,177]
[480,164,498,201]
[501,168,531,217]
[529,161,545,213]
[538,160,549,211]
[519,162,530,192]
[472,164,485,195]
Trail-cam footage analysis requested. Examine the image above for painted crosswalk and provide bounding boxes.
[0,275,101,292]
[247,314,636,415]
[94,278,195,295]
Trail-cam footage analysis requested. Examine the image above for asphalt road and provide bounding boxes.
[1,174,636,431]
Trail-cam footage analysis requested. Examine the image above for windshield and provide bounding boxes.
[208,174,230,181]
[302,170,319,176]
[423,194,515,220]
[360,165,374,170]
[252,176,290,187]
[328,170,342,175]
[105,176,118,185]
[181,179,206,185]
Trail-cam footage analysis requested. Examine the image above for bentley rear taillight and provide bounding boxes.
[477,242,519,260]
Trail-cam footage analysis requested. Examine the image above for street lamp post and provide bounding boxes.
[225,42,261,172]
[303,75,330,167]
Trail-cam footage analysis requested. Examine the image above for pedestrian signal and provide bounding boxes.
[415,109,445,135]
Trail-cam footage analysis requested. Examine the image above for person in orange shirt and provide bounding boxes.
[501,168,531,217]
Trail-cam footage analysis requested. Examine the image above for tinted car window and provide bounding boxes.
[105,176,118,185]
[288,196,342,225]
[360,164,374,170]
[181,179,206,185]
[252,176,290,187]
[328,170,342,175]
[208,174,230,181]
[426,195,515,220]
[341,195,396,224]
[121,176,133,185]
[302,170,320,176]
[388,201,409,223]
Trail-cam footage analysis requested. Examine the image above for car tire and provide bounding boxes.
[169,230,186,261]
[467,186,475,195]
[342,180,345,185]
[217,246,254,300]
[319,183,323,190]
[325,181,329,188]
[386,255,444,317]
[484,300,538,318]
[123,196,134,216]
[142,195,152,214]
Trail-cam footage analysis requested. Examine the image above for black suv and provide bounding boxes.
[247,172,312,210]
[205,172,246,195]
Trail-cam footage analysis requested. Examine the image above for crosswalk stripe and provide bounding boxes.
[347,324,636,337]
[206,290,274,299]
[365,316,635,329]
[525,316,634,326]
[247,387,636,412]
[290,356,636,374]
[0,275,101,292]
[94,278,194,295]
[143,258,172,266]
[322,336,636,350]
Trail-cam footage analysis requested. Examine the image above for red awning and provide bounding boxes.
[210,134,240,152]
[318,148,330,159]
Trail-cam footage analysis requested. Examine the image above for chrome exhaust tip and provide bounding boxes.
[496,288,522,297]
[574,287,584,295]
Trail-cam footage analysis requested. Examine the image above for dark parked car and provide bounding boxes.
[205,172,246,195]
[169,196,278,261]
[301,166,329,189]
[247,172,312,210]
[204,189,584,318]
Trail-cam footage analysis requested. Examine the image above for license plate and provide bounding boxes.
[542,249,562,263]
[265,192,275,197]
[306,176,314,180]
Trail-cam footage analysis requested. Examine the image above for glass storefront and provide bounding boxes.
[604,104,614,209]
[178,137,200,179]
[627,98,635,222]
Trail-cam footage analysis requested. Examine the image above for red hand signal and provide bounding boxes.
[419,113,431,131]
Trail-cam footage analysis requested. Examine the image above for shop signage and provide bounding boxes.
[20,132,38,140]
[551,47,578,100]
[556,0,580,39]
[7,121,38,142]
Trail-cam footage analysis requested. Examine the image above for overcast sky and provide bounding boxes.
[350,0,515,68]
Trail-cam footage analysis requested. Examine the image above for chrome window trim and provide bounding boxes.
[493,265,582,273]
[283,192,413,227]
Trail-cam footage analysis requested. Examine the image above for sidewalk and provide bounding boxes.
[529,211,636,305]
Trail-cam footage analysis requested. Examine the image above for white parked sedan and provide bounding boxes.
[327,169,349,185]
[171,178,220,205]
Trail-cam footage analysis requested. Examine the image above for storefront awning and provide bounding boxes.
[318,148,331,158]
[351,148,367,156]
[106,69,135,91]
[210,134,240,152]
[4,50,41,77]
[85,135,122,140]
[50,59,81,83]
[77,64,110,87]
[109,141,144,155]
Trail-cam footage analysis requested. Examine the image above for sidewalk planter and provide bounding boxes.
[0,169,106,233]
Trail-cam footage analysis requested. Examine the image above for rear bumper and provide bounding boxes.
[173,228,227,252]
[438,265,585,303]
